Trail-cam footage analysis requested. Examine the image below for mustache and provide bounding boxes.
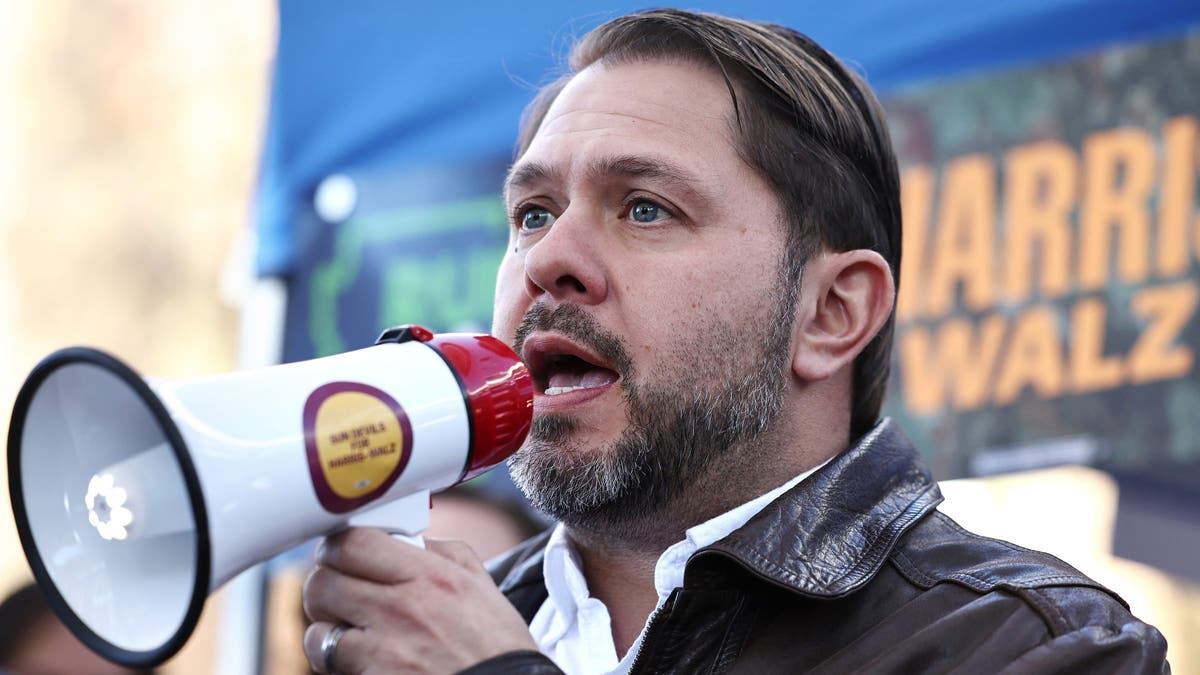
[511,304,634,380]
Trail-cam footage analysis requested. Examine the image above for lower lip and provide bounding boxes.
[533,380,617,412]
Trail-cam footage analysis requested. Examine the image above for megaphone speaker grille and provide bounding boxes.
[7,347,211,668]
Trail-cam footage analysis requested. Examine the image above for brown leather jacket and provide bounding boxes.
[472,419,1170,674]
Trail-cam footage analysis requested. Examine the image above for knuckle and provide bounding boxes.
[444,539,476,559]
[427,568,466,595]
[301,567,332,620]
[303,565,326,593]
[428,574,454,594]
[301,623,322,660]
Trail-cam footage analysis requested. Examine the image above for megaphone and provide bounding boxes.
[6,325,532,668]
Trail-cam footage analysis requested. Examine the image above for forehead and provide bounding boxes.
[510,59,745,191]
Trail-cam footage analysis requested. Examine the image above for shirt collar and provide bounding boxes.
[538,524,588,644]
[652,456,833,598]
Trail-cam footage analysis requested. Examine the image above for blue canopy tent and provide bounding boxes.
[255,0,1200,278]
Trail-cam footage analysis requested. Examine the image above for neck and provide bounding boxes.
[559,455,767,659]
[565,528,659,658]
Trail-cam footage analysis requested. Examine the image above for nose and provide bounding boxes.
[522,208,609,306]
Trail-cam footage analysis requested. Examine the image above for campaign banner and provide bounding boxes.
[882,31,1200,477]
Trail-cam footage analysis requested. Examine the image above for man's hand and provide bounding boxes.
[302,528,539,674]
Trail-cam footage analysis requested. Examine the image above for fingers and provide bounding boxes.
[317,528,423,583]
[301,533,538,673]
[306,532,487,627]
[318,529,488,583]
[302,565,385,627]
[303,621,366,675]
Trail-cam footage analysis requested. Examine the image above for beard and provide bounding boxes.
[507,263,800,539]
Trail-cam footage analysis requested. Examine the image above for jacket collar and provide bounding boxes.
[688,418,943,598]
[497,419,943,601]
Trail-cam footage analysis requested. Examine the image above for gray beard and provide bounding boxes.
[508,269,797,541]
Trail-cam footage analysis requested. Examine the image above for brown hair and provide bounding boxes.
[516,9,902,440]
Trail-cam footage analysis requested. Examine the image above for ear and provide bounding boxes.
[791,249,895,382]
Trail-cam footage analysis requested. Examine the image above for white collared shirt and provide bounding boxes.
[529,459,832,675]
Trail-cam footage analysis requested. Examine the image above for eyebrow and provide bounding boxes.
[504,154,707,206]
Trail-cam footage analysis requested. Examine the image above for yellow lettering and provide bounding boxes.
[1128,281,1197,384]
[994,307,1064,405]
[1159,116,1197,277]
[897,165,935,321]
[1079,128,1155,290]
[898,316,1006,414]
[1003,140,1076,302]
[1068,298,1125,393]
[927,155,997,316]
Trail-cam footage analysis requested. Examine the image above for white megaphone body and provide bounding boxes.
[7,325,532,668]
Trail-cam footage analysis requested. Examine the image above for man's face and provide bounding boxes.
[493,59,798,530]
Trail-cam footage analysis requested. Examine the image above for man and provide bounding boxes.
[302,9,1169,674]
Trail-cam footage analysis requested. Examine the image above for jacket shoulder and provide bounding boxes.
[891,510,1149,639]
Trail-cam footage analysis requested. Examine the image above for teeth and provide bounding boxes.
[545,385,590,396]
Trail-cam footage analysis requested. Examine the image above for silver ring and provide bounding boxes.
[321,622,351,675]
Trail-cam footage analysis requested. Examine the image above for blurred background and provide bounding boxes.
[2,1,1199,673]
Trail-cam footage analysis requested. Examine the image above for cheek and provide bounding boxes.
[491,252,526,342]
[617,280,703,356]
[629,267,772,343]
[639,265,721,318]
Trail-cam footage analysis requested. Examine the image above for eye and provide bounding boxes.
[520,206,556,231]
[629,199,669,224]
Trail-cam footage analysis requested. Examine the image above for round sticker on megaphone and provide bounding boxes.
[303,382,414,513]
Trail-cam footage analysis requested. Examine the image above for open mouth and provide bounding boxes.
[522,335,621,397]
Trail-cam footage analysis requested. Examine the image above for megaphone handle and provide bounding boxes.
[348,490,431,549]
